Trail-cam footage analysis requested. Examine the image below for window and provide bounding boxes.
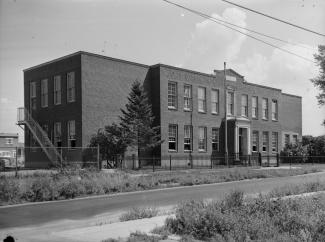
[198,127,207,151]
[272,100,278,121]
[30,82,36,110]
[67,72,75,102]
[198,87,206,112]
[252,131,259,152]
[285,134,290,146]
[5,138,13,145]
[293,135,298,145]
[168,124,177,151]
[272,132,278,153]
[252,96,258,119]
[262,132,268,152]
[168,82,177,109]
[68,120,76,148]
[262,98,268,120]
[41,124,49,137]
[54,75,61,105]
[54,122,62,147]
[212,128,219,151]
[227,91,234,115]
[211,89,219,114]
[184,125,192,151]
[183,85,192,111]
[41,79,48,107]
[241,94,248,117]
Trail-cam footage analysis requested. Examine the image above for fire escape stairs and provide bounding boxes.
[17,107,62,167]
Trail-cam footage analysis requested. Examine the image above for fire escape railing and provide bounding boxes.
[17,107,61,167]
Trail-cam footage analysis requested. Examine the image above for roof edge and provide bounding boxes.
[23,51,149,72]
[282,92,302,99]
[150,63,215,78]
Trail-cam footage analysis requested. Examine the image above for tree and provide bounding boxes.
[89,123,128,167]
[119,81,162,157]
[311,45,325,125]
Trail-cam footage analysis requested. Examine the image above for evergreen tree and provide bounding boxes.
[119,81,162,157]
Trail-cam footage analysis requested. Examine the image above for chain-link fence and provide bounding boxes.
[0,146,100,174]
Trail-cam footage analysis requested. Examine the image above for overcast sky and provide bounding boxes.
[0,0,324,141]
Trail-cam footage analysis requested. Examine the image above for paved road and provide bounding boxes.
[1,171,325,229]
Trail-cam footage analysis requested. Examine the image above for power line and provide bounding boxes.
[161,0,314,63]
[221,0,325,38]
[163,0,313,51]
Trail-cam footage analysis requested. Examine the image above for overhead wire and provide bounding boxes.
[221,0,325,38]
[161,0,315,63]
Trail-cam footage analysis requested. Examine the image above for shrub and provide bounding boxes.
[165,192,325,241]
[119,207,159,221]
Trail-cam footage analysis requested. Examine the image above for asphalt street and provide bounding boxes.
[1,171,325,229]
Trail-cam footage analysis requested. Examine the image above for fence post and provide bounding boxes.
[60,148,63,169]
[15,146,18,177]
[258,152,262,166]
[132,154,135,170]
[276,153,279,167]
[190,153,193,169]
[152,156,155,172]
[97,145,100,170]
[248,155,251,166]
[267,154,270,167]
[169,155,172,171]
[210,155,213,169]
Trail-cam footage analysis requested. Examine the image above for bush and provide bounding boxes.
[166,192,325,241]
[119,207,159,221]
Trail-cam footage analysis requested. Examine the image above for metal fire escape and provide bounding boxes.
[17,107,62,167]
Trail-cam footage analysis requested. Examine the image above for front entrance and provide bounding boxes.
[238,128,248,155]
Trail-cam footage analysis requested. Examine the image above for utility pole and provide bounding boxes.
[224,62,229,167]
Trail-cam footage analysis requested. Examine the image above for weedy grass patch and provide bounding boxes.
[119,207,159,221]
[0,166,322,205]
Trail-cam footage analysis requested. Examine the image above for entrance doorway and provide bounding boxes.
[238,128,248,155]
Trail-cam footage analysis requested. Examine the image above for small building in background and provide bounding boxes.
[0,133,24,168]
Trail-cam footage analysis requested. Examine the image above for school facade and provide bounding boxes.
[20,51,301,168]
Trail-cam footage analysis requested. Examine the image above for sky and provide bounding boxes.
[0,0,324,142]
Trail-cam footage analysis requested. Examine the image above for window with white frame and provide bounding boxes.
[168,82,177,109]
[54,75,61,105]
[198,127,207,151]
[272,132,278,153]
[262,98,268,120]
[68,120,76,148]
[227,91,234,115]
[184,125,192,151]
[30,81,37,110]
[272,100,278,121]
[54,122,62,147]
[293,135,298,145]
[252,96,258,119]
[241,94,248,117]
[5,138,13,145]
[211,89,219,114]
[183,85,192,111]
[285,134,290,146]
[168,124,177,151]
[41,79,48,107]
[262,131,268,152]
[212,128,219,151]
[67,72,75,102]
[198,87,206,112]
[252,131,259,152]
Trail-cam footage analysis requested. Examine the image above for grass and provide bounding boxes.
[163,191,325,241]
[0,165,323,205]
[119,207,159,221]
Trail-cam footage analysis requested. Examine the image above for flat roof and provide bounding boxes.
[0,133,19,138]
[23,51,300,97]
